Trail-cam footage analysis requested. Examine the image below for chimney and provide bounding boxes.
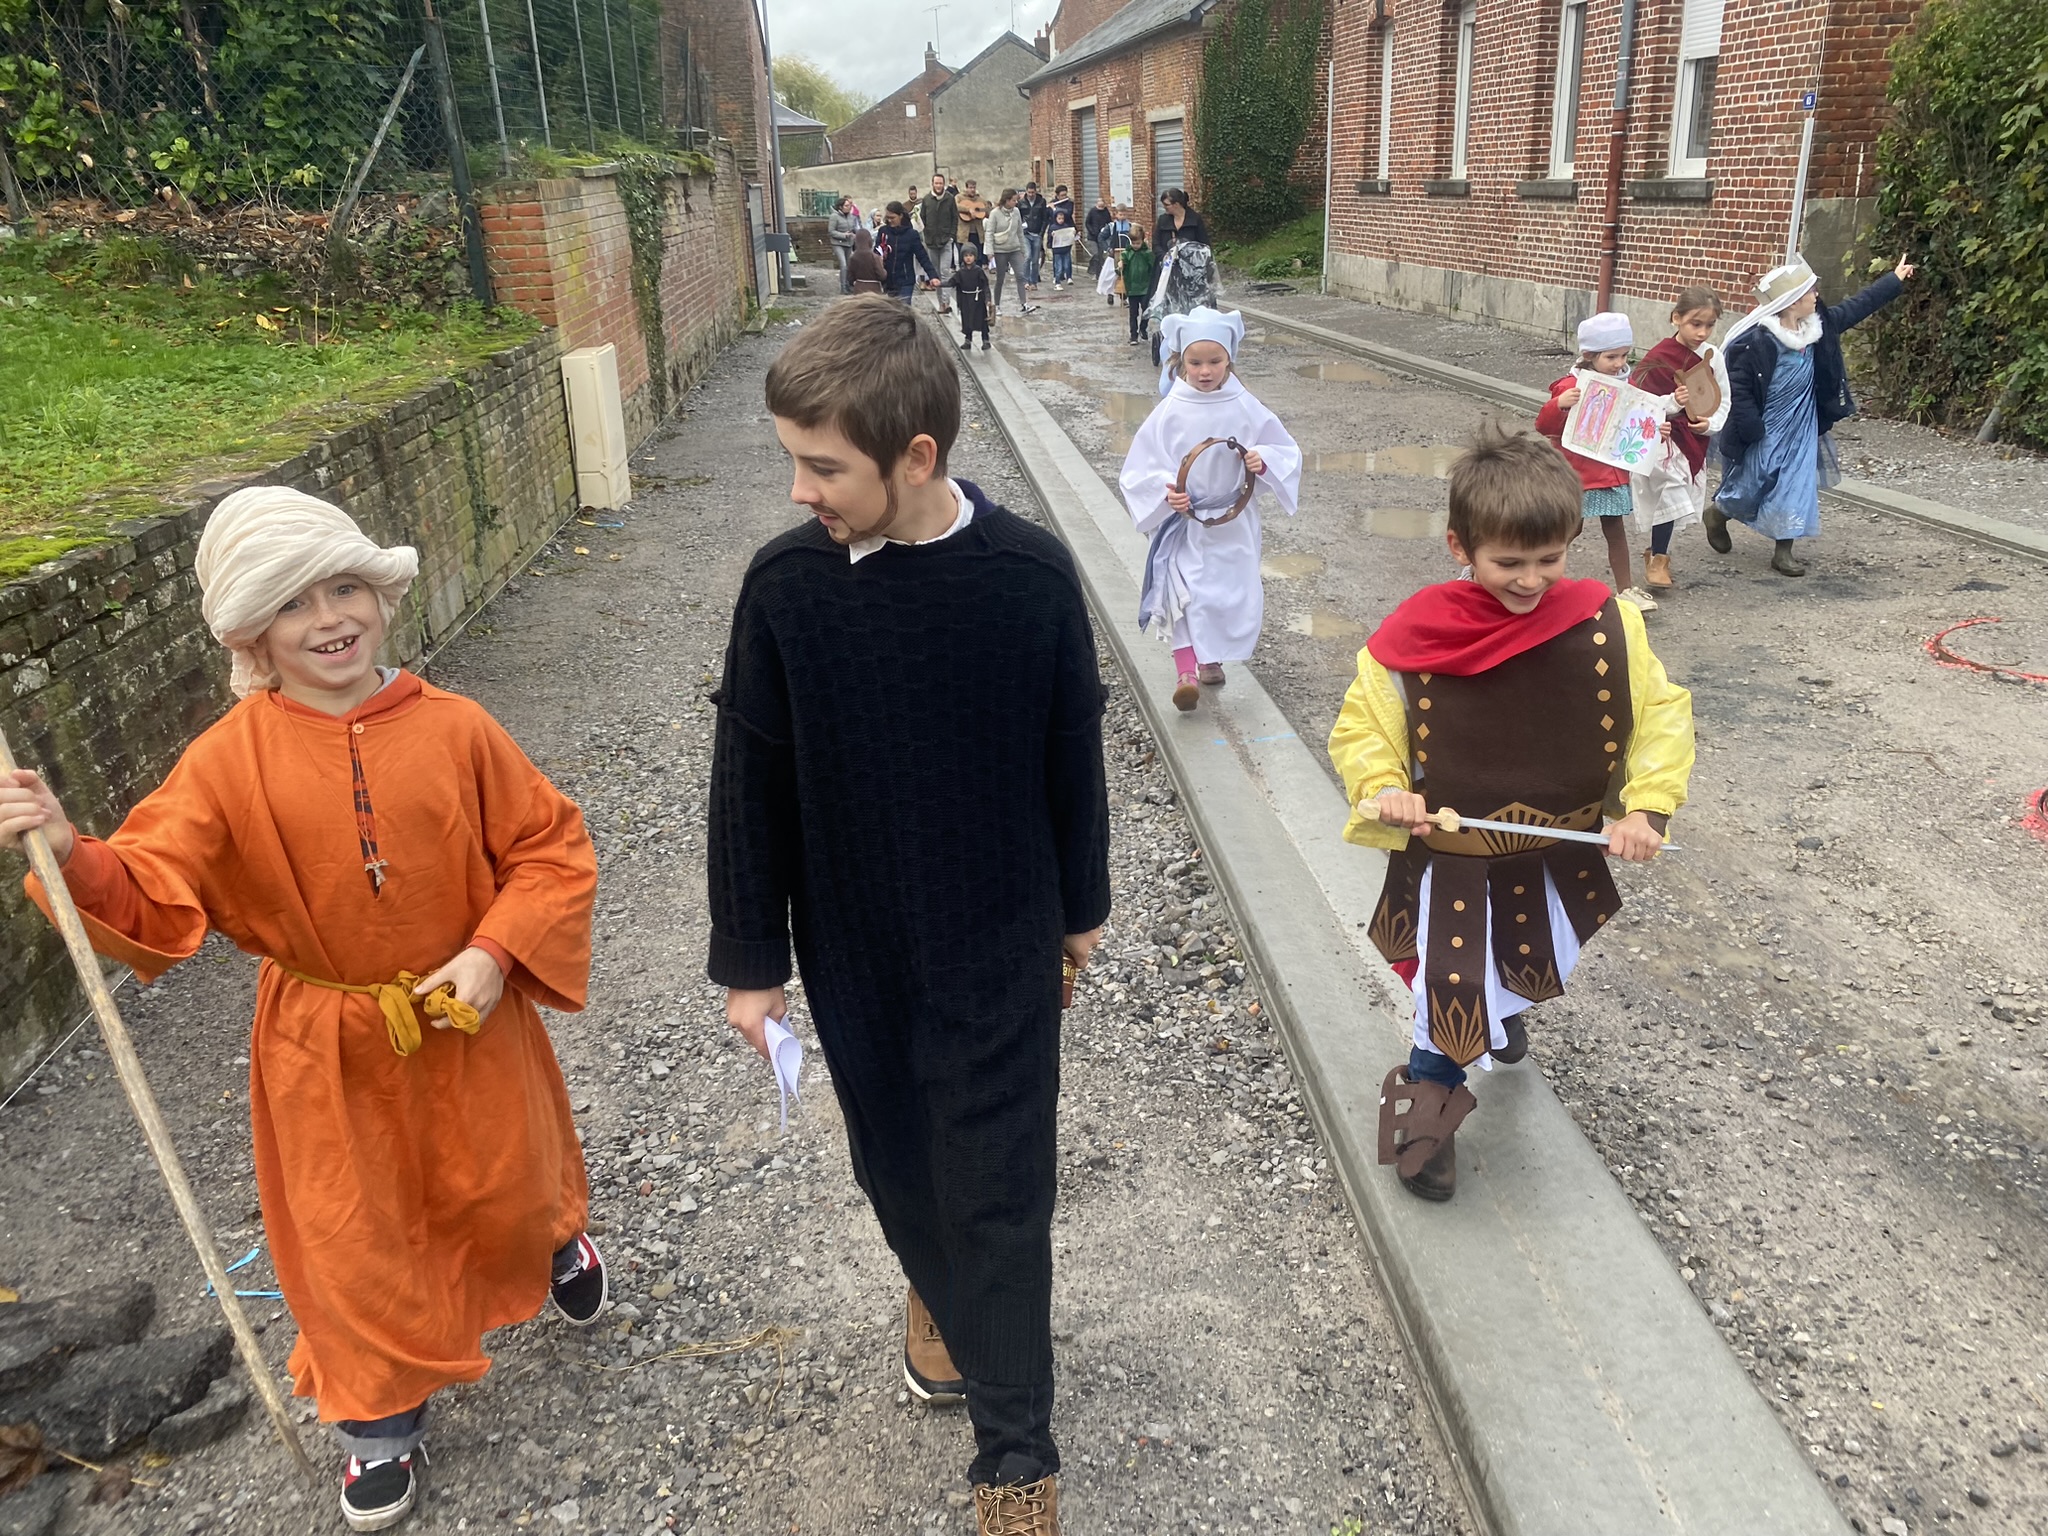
[1032,26,1050,59]
[925,42,939,71]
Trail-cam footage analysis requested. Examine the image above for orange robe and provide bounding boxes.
[27,672,597,1423]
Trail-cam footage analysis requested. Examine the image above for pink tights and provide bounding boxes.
[1174,645,1198,678]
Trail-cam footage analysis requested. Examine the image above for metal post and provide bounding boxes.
[476,0,512,175]
[1785,108,1816,262]
[1319,55,1334,296]
[423,0,495,304]
[756,0,790,289]
[568,0,597,149]
[1594,0,1638,310]
[599,0,624,135]
[624,0,648,139]
[523,0,551,147]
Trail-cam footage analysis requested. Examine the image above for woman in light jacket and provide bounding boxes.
[828,198,864,294]
[985,189,1036,320]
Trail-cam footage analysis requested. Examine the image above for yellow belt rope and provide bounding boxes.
[279,966,481,1056]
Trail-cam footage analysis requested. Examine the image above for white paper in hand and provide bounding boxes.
[763,1014,804,1131]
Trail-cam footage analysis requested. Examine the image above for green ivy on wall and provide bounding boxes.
[1193,0,1324,241]
[613,153,676,421]
[1865,0,2048,446]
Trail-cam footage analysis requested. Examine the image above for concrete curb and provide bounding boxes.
[960,338,1852,1536]
[1237,303,2048,564]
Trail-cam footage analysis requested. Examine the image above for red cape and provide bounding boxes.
[1366,578,1611,676]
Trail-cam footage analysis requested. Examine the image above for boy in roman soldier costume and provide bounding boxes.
[1329,424,1693,1201]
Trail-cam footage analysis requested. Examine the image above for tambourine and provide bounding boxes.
[1172,436,1258,527]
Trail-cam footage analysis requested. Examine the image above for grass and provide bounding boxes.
[0,234,540,582]
[1213,211,1325,280]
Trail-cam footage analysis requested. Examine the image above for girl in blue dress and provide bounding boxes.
[1707,253,1916,576]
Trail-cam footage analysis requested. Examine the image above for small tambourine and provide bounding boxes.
[1172,436,1258,527]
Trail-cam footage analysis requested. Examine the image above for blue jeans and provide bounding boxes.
[1025,230,1043,285]
[1407,1045,1467,1090]
[1051,246,1072,283]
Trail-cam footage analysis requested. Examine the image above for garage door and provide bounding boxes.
[1076,107,1099,210]
[1151,118,1185,201]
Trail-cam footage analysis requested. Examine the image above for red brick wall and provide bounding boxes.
[1049,0,1139,52]
[829,58,954,164]
[480,143,751,445]
[662,0,775,181]
[1326,0,1914,331]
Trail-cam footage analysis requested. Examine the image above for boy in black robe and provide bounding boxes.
[943,245,994,351]
[707,295,1110,1536]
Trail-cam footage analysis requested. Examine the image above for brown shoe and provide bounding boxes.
[1171,673,1199,712]
[976,1475,1060,1535]
[1644,552,1674,588]
[1376,1066,1477,1203]
[903,1286,966,1401]
[1196,662,1225,686]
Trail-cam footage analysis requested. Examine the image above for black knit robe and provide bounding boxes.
[706,485,1111,1389]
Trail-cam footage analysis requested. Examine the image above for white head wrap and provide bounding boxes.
[1576,311,1634,354]
[1157,306,1246,395]
[195,486,418,698]
[1719,260,1820,353]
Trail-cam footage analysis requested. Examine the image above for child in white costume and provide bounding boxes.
[1119,307,1303,712]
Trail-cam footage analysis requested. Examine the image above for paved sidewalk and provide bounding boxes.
[1243,287,2048,539]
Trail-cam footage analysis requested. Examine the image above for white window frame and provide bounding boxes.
[1670,0,1724,177]
[1549,0,1587,179]
[1376,21,1396,181]
[1450,1,1477,180]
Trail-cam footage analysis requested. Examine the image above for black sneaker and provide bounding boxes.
[549,1232,608,1326]
[980,337,991,351]
[341,1448,423,1532]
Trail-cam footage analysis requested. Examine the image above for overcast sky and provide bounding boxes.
[762,0,1064,102]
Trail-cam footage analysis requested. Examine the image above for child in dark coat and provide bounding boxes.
[944,246,994,351]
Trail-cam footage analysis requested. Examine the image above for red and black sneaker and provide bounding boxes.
[549,1231,609,1326]
[341,1447,423,1532]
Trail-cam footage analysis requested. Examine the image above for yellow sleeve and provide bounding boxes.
[1619,601,1694,820]
[1327,649,1413,849]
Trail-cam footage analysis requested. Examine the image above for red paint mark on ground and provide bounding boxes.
[2022,789,2048,846]
[1923,616,2048,686]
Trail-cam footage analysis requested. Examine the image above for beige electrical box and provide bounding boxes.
[560,344,632,509]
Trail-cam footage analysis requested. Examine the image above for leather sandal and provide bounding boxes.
[1377,1066,1477,1202]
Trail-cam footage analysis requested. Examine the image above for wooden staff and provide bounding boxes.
[0,728,317,1484]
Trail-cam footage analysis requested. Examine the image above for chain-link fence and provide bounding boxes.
[0,0,691,217]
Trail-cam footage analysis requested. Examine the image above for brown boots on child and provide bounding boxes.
[1378,1067,1478,1202]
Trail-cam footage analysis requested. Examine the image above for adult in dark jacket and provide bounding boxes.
[879,203,938,301]
[1151,188,1211,258]
[1706,254,1915,577]
[919,175,959,275]
[1084,197,1113,276]
[1019,184,1050,286]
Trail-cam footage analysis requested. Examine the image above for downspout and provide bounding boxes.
[1594,0,1638,311]
[1320,52,1334,295]
[757,0,790,291]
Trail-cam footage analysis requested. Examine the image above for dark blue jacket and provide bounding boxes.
[1719,273,1902,468]
[881,223,938,295]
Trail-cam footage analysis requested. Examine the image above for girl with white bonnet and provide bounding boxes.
[1707,253,1917,576]
[1119,305,1303,711]
[0,485,604,1533]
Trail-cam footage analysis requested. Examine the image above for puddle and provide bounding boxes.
[1261,553,1326,579]
[1309,444,1459,478]
[1011,357,1085,385]
[1366,507,1447,540]
[1296,361,1392,385]
[1288,608,1367,640]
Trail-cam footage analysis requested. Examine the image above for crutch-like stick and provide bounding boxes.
[0,728,317,1485]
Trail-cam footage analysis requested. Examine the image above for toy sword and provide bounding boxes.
[1424,806,1681,852]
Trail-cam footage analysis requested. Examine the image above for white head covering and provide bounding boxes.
[1157,306,1246,396]
[195,486,418,698]
[1720,259,1820,352]
[1576,311,1634,353]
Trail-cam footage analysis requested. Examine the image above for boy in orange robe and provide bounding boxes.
[0,487,604,1533]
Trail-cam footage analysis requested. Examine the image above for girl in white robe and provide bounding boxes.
[1119,307,1303,712]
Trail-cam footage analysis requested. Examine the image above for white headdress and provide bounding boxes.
[195,486,418,698]
[1157,306,1246,395]
[1576,311,1634,354]
[1720,260,1820,352]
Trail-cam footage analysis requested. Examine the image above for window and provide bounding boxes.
[1671,0,1723,176]
[1376,21,1396,181]
[1449,1,1477,180]
[905,103,918,118]
[1549,0,1587,178]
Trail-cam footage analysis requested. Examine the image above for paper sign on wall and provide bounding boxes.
[1561,373,1667,473]
[1107,124,1134,206]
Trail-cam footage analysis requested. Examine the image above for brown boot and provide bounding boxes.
[976,1475,1060,1535]
[903,1286,966,1401]
[1645,552,1674,588]
[1377,1066,1477,1203]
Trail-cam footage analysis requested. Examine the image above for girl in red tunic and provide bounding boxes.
[1628,287,1729,591]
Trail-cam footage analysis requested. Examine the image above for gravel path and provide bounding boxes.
[995,276,2048,1536]
[1241,287,2048,537]
[0,276,1469,1536]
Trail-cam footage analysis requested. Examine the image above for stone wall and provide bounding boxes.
[479,145,751,447]
[0,335,579,1092]
[780,150,936,222]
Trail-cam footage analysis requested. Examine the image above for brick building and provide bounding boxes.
[1020,0,1330,227]
[1324,0,1920,344]
[662,0,775,181]
[827,45,956,165]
